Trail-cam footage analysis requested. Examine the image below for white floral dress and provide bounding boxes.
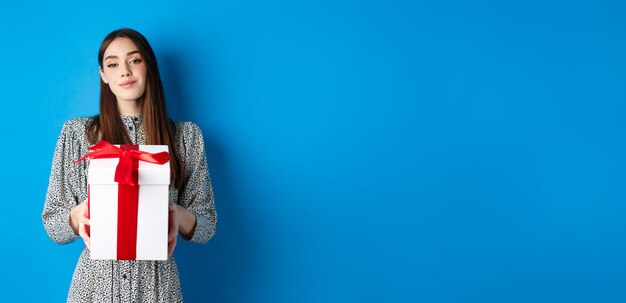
[42,115,217,302]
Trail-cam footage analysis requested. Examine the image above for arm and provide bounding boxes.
[176,122,217,244]
[42,121,82,244]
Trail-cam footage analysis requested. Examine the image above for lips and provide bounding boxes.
[120,80,136,88]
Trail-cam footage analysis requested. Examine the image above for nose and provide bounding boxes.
[121,63,132,77]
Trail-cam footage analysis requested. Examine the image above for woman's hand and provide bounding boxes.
[168,203,197,257]
[168,203,180,258]
[70,199,91,249]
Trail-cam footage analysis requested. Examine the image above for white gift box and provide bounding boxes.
[88,145,170,260]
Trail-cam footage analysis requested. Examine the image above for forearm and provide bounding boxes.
[42,205,79,244]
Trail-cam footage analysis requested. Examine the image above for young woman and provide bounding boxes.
[42,28,217,302]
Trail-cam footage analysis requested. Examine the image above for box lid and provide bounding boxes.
[88,145,170,185]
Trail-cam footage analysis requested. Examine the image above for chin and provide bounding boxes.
[114,91,144,102]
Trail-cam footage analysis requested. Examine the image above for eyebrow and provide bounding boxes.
[104,50,141,61]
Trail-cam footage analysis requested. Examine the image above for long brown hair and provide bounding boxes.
[86,28,184,189]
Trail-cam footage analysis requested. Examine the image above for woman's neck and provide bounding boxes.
[117,99,143,116]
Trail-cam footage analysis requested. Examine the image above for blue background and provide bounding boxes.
[1,0,625,302]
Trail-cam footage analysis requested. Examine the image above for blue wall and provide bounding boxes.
[1,0,625,301]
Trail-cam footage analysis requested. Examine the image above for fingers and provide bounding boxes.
[81,204,89,216]
[168,203,179,242]
[78,218,91,250]
[82,237,91,250]
[168,220,178,242]
[167,203,182,257]
[168,202,176,257]
[169,202,177,214]
[168,236,176,258]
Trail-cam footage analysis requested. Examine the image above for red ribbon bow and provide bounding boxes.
[73,140,170,186]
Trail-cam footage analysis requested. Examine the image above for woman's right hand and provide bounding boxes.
[70,199,91,249]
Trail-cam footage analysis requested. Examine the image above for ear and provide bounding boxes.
[99,66,109,84]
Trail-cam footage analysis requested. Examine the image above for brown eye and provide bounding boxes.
[107,63,118,68]
[130,59,142,64]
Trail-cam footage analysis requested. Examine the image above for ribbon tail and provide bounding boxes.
[72,152,93,164]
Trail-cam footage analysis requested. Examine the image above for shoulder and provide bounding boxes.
[53,117,95,154]
[175,121,202,134]
[174,121,205,140]
[174,121,207,156]
[59,116,94,136]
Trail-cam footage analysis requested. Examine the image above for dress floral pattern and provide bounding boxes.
[42,115,217,302]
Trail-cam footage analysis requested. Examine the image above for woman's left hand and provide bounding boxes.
[168,203,180,258]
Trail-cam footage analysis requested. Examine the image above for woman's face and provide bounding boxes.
[99,37,147,103]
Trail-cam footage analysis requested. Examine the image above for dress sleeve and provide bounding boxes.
[42,121,81,244]
[177,122,217,244]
